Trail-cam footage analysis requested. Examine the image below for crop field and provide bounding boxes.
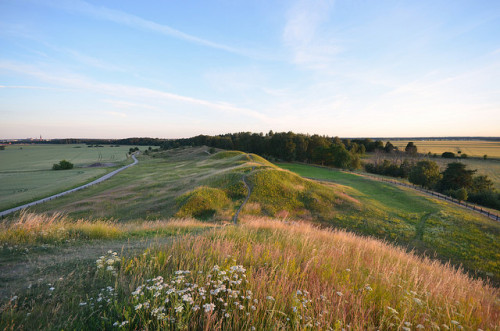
[0,144,132,211]
[387,140,500,158]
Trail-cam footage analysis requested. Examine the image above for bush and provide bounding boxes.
[52,160,74,170]
[468,191,500,210]
[441,152,455,158]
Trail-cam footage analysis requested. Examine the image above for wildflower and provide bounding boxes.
[119,321,129,328]
[451,320,460,325]
[10,296,18,302]
[113,322,119,326]
[134,303,142,311]
[416,325,425,329]
[79,302,87,306]
[225,313,230,318]
[251,305,256,311]
[413,297,423,305]
[292,306,298,313]
[49,287,55,291]
[402,328,411,331]
[336,291,343,296]
[296,290,303,296]
[387,306,398,315]
[203,303,215,313]
[175,305,184,313]
[267,296,275,301]
[192,305,200,311]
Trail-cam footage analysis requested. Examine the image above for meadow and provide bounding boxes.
[8,147,496,284]
[387,140,500,158]
[0,147,499,329]
[0,144,132,211]
[1,218,498,330]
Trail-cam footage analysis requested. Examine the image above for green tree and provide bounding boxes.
[470,175,494,194]
[405,142,418,155]
[439,162,476,191]
[409,160,441,189]
[384,141,396,153]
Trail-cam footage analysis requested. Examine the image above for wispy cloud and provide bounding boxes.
[283,0,339,70]
[0,60,269,121]
[43,0,257,58]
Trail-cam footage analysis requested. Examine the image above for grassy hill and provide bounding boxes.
[14,147,500,283]
[0,217,498,330]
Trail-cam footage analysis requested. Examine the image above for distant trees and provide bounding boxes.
[409,161,442,189]
[405,142,418,155]
[438,162,476,192]
[441,152,455,158]
[0,146,5,150]
[161,131,367,170]
[53,160,74,170]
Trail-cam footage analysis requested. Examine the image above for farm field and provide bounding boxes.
[387,140,500,158]
[0,144,133,211]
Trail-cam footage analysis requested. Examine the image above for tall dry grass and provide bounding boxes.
[0,212,216,246]
[110,217,498,330]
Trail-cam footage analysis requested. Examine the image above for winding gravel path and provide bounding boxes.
[0,154,138,218]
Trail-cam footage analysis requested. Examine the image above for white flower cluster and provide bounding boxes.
[124,264,259,328]
[96,250,120,276]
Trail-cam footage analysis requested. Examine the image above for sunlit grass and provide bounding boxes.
[0,212,217,247]
[2,218,497,330]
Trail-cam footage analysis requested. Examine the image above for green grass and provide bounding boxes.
[9,148,500,282]
[277,162,500,282]
[1,219,497,330]
[0,144,133,211]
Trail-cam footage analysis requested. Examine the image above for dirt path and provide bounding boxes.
[0,154,139,218]
[0,235,174,302]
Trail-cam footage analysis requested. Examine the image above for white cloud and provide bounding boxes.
[283,0,340,70]
[43,0,257,58]
[0,60,269,121]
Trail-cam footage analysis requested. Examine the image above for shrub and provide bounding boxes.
[52,159,74,170]
[441,152,455,158]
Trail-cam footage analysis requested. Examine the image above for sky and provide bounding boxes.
[1,0,499,139]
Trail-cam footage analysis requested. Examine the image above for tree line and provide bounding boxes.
[160,131,390,170]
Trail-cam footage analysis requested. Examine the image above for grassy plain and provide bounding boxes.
[0,144,133,211]
[388,140,500,158]
[1,219,498,330]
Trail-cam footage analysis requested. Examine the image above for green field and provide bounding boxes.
[388,140,500,158]
[0,144,133,211]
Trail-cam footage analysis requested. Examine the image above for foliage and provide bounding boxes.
[441,152,455,158]
[439,162,476,191]
[405,142,418,155]
[161,131,368,170]
[408,161,442,189]
[52,159,74,170]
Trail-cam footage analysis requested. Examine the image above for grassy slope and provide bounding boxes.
[18,148,500,282]
[1,219,498,330]
[0,144,132,211]
[277,163,500,283]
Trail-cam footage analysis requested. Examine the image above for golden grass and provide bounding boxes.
[0,212,216,245]
[104,217,499,330]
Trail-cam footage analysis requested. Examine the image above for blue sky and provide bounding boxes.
[1,0,499,139]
